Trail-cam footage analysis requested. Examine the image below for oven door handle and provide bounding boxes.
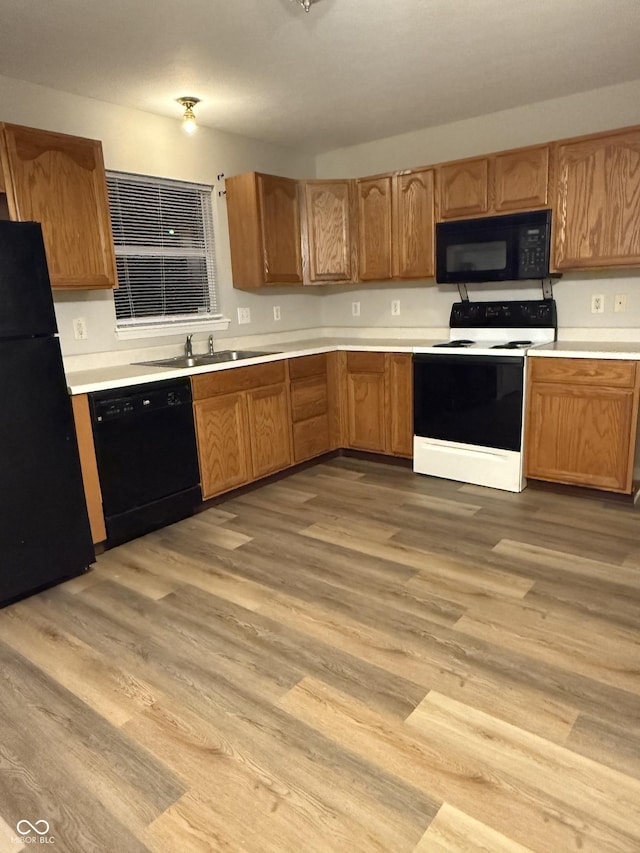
[413,353,525,367]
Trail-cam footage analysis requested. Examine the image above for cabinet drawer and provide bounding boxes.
[293,415,330,463]
[291,376,328,422]
[192,361,286,400]
[346,351,386,373]
[529,357,636,388]
[289,353,327,380]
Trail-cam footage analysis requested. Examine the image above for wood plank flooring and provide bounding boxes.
[2,458,640,851]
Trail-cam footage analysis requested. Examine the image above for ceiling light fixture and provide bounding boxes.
[176,96,200,135]
[291,0,316,11]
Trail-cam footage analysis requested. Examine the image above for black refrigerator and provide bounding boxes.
[0,220,94,606]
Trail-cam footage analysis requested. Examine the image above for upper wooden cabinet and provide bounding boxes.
[436,145,551,221]
[356,175,393,281]
[356,171,435,282]
[437,157,490,220]
[302,180,357,283]
[494,146,550,212]
[392,168,435,279]
[226,172,303,289]
[225,124,640,285]
[554,127,640,270]
[0,123,116,290]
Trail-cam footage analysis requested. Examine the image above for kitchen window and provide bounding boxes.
[106,171,228,338]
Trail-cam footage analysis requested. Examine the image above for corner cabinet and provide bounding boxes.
[554,128,640,270]
[525,357,640,494]
[226,172,303,289]
[302,180,357,283]
[342,351,413,457]
[0,123,117,289]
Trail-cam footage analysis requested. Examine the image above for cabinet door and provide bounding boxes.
[257,174,303,284]
[346,372,386,451]
[246,382,293,478]
[494,145,550,212]
[0,123,116,289]
[526,382,637,493]
[437,157,489,220]
[345,353,387,451]
[304,180,355,282]
[554,129,640,269]
[357,176,393,281]
[194,393,252,499]
[392,168,435,279]
[385,353,413,457]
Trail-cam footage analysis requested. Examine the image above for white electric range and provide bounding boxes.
[413,299,557,492]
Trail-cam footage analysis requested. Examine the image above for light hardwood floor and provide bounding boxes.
[1,458,640,852]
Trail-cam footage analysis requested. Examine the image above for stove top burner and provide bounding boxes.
[491,340,532,349]
[433,339,475,348]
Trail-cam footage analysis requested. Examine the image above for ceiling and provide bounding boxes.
[1,0,639,153]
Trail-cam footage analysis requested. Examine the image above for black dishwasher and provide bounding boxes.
[89,378,201,546]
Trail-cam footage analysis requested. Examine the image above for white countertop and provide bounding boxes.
[530,341,640,359]
[66,334,640,394]
[65,337,430,394]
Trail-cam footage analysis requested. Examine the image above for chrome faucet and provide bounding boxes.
[208,334,215,355]
[185,334,193,357]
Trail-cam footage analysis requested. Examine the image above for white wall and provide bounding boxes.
[316,79,640,337]
[0,74,321,358]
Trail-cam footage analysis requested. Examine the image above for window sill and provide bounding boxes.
[115,317,231,341]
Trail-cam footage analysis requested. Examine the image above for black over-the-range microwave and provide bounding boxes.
[435,209,552,284]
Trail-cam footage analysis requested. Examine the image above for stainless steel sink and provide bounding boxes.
[134,350,277,369]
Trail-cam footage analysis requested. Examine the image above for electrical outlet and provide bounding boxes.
[72,317,88,340]
[237,307,251,325]
[273,305,281,321]
[614,294,627,313]
[391,300,401,316]
[591,294,605,314]
[352,301,360,317]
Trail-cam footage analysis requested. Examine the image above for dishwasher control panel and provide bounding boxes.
[90,378,193,423]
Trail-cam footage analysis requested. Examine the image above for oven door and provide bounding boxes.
[413,353,525,451]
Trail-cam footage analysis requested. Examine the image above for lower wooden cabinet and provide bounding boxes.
[386,352,414,456]
[1,122,117,290]
[343,351,413,457]
[193,350,412,500]
[289,353,331,462]
[192,362,292,499]
[193,392,252,498]
[247,383,293,478]
[525,357,640,493]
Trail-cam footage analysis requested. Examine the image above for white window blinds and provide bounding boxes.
[106,171,220,330]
